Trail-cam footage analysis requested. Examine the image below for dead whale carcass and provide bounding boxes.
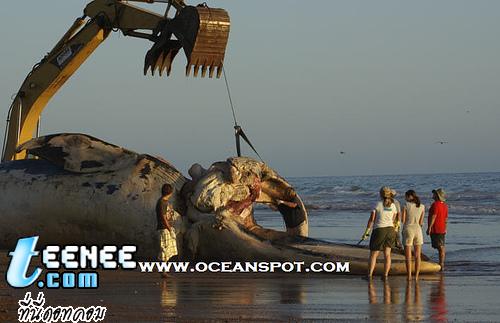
[0,133,441,274]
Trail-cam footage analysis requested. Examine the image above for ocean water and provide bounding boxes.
[255,172,500,276]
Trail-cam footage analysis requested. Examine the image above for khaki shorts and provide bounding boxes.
[403,224,423,246]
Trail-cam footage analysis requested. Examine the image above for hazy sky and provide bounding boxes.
[1,1,499,177]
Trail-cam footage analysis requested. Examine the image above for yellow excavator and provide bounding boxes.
[1,0,230,161]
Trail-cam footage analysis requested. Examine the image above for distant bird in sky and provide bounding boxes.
[435,141,448,145]
[339,151,346,155]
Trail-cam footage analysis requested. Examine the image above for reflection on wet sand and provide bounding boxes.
[157,274,450,321]
[368,279,399,321]
[429,274,447,322]
[405,279,423,321]
[0,265,452,322]
[367,274,447,322]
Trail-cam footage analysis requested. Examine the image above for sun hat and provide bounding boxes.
[432,188,447,202]
[380,186,392,199]
[390,189,397,197]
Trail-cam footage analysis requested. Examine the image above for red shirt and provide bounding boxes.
[428,201,448,234]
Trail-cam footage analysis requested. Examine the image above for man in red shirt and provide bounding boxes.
[426,188,448,271]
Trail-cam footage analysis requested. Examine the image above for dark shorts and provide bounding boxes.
[431,233,446,249]
[370,227,396,251]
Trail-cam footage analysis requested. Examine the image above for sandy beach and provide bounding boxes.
[1,265,499,322]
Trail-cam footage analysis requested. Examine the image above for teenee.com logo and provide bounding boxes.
[6,236,137,289]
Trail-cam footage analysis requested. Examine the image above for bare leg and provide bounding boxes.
[404,246,412,280]
[383,247,391,277]
[438,245,445,271]
[369,250,380,277]
[414,244,421,280]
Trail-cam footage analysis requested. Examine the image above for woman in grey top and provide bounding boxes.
[402,190,425,280]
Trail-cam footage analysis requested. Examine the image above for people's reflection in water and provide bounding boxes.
[383,279,392,304]
[367,279,398,322]
[429,274,447,322]
[368,279,402,303]
[368,279,377,304]
[160,279,177,307]
[404,279,424,321]
[159,279,178,321]
[368,278,432,322]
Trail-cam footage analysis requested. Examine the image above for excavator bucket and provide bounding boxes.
[144,5,230,78]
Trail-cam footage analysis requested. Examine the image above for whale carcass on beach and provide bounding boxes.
[0,134,441,274]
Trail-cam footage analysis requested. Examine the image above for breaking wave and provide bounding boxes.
[288,174,500,216]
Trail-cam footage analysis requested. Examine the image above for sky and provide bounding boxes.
[1,1,499,177]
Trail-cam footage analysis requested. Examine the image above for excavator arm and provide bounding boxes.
[1,0,229,161]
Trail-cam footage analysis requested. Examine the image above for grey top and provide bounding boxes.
[403,202,425,226]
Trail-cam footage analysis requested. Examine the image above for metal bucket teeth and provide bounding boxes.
[164,50,175,76]
[185,7,230,78]
[152,52,164,75]
[144,41,181,76]
[158,49,177,76]
[193,64,200,77]
[144,6,229,78]
[217,65,223,78]
[208,65,215,78]
[158,55,166,76]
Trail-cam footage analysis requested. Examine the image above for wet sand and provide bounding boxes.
[1,263,499,322]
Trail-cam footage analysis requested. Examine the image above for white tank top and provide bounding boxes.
[373,202,397,229]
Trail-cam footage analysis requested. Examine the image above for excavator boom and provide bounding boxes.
[1,0,230,161]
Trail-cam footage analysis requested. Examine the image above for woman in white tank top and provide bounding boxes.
[362,186,398,278]
[402,190,425,280]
